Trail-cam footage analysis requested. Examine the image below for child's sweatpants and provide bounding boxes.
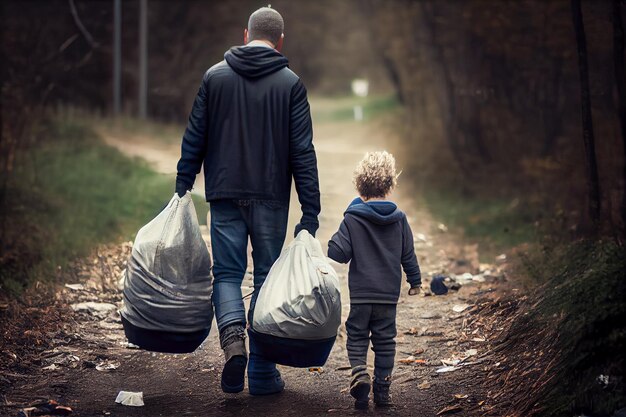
[345,303,397,383]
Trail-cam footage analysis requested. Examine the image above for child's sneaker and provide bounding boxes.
[373,379,392,407]
[349,365,371,409]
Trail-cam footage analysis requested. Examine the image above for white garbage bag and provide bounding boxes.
[252,230,341,340]
[120,193,213,334]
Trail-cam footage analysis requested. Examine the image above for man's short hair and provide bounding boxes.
[353,151,398,199]
[248,7,284,46]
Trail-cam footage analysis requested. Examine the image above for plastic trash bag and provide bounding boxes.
[120,193,213,353]
[249,230,341,367]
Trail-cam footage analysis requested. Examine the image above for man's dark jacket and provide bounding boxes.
[176,45,320,235]
[328,197,422,304]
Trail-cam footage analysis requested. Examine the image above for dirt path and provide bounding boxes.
[3,102,511,416]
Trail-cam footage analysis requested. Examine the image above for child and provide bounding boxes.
[328,151,421,409]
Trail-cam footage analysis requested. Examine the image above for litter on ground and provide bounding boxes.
[115,391,144,407]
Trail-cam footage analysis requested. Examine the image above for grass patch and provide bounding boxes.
[90,113,183,145]
[311,95,400,123]
[420,187,540,260]
[0,118,207,296]
[513,241,626,416]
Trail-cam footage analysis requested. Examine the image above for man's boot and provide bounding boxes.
[219,324,247,393]
[373,378,392,408]
[349,365,371,410]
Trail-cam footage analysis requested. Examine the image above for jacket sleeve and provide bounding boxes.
[327,219,352,263]
[175,72,210,196]
[289,79,321,237]
[401,216,422,287]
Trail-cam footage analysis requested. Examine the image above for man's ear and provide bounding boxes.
[244,28,249,44]
[275,33,284,51]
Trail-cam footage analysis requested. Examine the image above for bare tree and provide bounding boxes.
[417,1,468,174]
[613,0,626,233]
[571,0,601,229]
[138,0,148,119]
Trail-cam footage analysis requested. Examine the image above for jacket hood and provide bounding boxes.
[224,46,289,79]
[344,197,404,225]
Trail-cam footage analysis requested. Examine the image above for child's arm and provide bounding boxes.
[327,219,352,263]
[401,216,422,294]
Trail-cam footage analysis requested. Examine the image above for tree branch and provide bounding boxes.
[68,0,98,48]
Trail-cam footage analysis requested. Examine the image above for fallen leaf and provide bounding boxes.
[452,304,471,313]
[418,381,431,389]
[399,356,427,365]
[436,366,460,373]
[437,405,463,415]
[96,361,120,371]
[65,283,85,291]
[464,349,478,357]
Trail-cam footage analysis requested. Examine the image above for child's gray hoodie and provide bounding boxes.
[328,197,421,304]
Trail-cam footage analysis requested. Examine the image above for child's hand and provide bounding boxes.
[408,286,421,296]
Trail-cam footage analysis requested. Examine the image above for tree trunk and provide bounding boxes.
[138,0,148,119]
[571,0,602,229]
[417,2,469,175]
[381,54,405,105]
[541,59,564,157]
[613,0,626,234]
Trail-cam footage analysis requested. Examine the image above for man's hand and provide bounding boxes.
[176,185,188,198]
[294,222,317,238]
[408,285,421,296]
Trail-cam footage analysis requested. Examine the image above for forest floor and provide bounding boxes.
[1,99,523,417]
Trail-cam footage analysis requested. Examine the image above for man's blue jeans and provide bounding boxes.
[210,199,288,390]
[210,199,288,330]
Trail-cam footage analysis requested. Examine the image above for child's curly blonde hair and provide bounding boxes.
[353,151,398,200]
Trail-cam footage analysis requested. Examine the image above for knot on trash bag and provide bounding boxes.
[430,274,448,295]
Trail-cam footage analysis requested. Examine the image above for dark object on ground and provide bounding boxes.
[430,275,449,295]
[18,400,73,417]
[121,316,209,354]
[247,329,336,367]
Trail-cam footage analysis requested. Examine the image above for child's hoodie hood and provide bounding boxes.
[344,197,404,225]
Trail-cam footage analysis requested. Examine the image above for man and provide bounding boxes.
[175,7,320,396]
